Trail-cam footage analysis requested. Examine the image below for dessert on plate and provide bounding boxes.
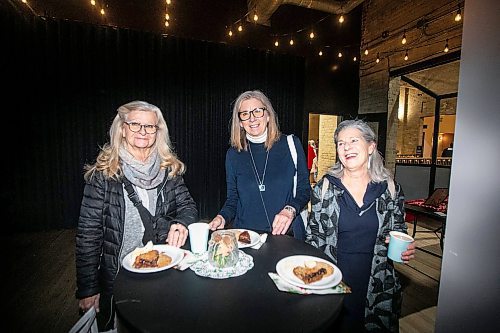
[292,261,334,284]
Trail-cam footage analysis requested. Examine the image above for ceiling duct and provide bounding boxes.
[248,0,366,26]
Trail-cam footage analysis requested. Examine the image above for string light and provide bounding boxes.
[339,14,344,23]
[318,50,323,56]
[274,40,279,47]
[444,39,449,52]
[404,49,409,61]
[353,56,357,62]
[289,37,294,46]
[238,24,243,32]
[165,13,170,20]
[100,8,105,15]
[165,20,169,27]
[166,0,171,5]
[309,31,315,39]
[376,53,380,63]
[338,52,342,58]
[228,29,233,37]
[90,0,95,5]
[454,5,462,22]
[364,49,369,55]
[22,0,27,3]
[401,30,407,45]
[253,12,258,22]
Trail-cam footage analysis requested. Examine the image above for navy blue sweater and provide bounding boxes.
[219,134,310,232]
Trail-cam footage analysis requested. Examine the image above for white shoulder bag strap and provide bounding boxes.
[287,134,298,197]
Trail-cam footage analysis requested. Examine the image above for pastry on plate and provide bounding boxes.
[292,261,334,284]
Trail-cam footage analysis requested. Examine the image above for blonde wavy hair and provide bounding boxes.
[84,101,185,181]
[229,90,281,152]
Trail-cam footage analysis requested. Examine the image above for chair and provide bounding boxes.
[69,307,98,333]
[405,188,449,252]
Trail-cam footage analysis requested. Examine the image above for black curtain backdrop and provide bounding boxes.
[3,8,305,232]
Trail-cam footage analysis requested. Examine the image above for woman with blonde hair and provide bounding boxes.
[76,100,198,330]
[209,90,310,239]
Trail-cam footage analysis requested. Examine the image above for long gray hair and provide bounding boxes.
[328,119,393,183]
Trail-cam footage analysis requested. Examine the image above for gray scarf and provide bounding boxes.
[119,146,165,189]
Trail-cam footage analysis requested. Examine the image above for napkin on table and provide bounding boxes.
[250,233,268,249]
[268,272,351,295]
[175,250,207,271]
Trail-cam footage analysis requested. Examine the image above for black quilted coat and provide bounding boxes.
[75,171,198,330]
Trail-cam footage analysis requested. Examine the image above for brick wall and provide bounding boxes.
[359,0,463,167]
[317,115,338,179]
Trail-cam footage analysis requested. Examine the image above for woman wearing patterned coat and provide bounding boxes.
[306,119,415,332]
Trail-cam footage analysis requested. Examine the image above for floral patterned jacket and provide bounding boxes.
[306,175,407,332]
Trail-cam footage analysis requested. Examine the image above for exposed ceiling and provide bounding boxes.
[404,60,460,96]
[15,0,363,60]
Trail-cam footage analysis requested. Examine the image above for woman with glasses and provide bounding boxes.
[306,119,415,332]
[209,90,310,239]
[75,100,198,331]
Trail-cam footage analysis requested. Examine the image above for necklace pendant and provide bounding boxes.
[259,184,266,192]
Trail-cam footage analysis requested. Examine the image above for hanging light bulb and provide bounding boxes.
[402,30,407,45]
[165,13,170,20]
[274,40,279,47]
[319,50,323,56]
[404,50,409,61]
[228,29,233,37]
[339,14,344,23]
[100,8,105,15]
[454,6,462,22]
[253,12,258,22]
[309,31,315,39]
[444,39,449,52]
[376,53,380,63]
[289,38,294,46]
[165,20,169,27]
[166,0,171,5]
[353,56,357,62]
[338,52,342,58]
[90,0,96,6]
[238,24,243,32]
[364,49,369,56]
[22,0,27,3]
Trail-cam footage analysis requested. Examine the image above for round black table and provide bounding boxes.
[114,234,344,332]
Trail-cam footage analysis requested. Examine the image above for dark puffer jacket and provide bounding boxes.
[75,171,198,330]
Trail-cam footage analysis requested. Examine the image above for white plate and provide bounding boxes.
[276,255,342,290]
[229,229,260,248]
[122,245,184,273]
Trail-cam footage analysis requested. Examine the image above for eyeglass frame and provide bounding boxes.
[124,121,159,134]
[237,107,267,121]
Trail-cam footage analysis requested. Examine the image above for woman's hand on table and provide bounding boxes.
[167,224,188,247]
[384,236,416,263]
[271,208,294,235]
[208,215,225,231]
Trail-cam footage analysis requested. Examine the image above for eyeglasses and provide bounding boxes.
[124,122,159,134]
[238,107,267,121]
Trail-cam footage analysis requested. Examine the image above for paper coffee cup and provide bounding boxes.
[188,222,210,254]
[388,231,413,263]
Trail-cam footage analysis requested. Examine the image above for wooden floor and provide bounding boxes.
[5,220,442,333]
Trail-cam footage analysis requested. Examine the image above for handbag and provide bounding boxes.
[122,177,170,244]
[286,135,309,229]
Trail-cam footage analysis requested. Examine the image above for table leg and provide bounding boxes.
[412,216,417,238]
